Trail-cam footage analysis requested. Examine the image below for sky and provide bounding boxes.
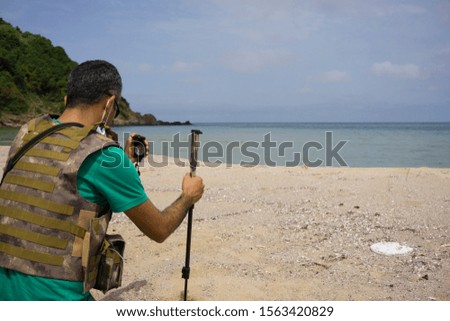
[1,0,450,122]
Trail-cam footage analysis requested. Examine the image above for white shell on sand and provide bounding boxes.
[370,242,414,255]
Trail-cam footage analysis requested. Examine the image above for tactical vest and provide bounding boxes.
[0,115,120,292]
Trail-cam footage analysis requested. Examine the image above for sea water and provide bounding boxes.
[113,122,450,168]
[1,123,449,167]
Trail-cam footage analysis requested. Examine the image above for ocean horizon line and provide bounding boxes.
[1,122,450,167]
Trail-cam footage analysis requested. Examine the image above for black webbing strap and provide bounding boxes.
[1,122,84,185]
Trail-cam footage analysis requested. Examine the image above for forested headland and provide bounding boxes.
[0,18,189,127]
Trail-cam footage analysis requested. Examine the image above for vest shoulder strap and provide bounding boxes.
[1,122,84,184]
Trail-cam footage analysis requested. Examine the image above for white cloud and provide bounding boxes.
[137,63,154,73]
[378,4,427,16]
[306,0,426,17]
[210,0,322,45]
[222,49,296,73]
[170,61,202,73]
[299,87,314,94]
[371,61,423,79]
[115,61,155,75]
[436,47,450,56]
[313,70,352,83]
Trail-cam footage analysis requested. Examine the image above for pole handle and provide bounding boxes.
[189,129,202,176]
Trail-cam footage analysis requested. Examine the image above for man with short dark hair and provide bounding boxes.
[0,60,204,300]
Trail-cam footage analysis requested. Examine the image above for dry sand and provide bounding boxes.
[1,146,449,301]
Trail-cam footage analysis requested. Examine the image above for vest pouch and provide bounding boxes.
[82,214,109,292]
[94,234,125,293]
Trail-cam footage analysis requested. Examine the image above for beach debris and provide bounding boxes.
[419,274,429,281]
[370,242,414,256]
[312,262,330,269]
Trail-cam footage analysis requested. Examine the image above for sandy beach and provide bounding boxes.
[1,146,449,301]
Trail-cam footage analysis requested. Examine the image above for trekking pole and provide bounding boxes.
[182,129,202,301]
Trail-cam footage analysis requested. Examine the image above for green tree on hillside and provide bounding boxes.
[0,18,77,115]
[0,18,166,127]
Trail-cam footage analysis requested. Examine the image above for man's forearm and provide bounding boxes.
[124,194,195,243]
[161,193,194,236]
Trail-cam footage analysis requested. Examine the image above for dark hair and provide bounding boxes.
[65,60,122,108]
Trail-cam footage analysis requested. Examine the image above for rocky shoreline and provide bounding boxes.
[0,112,191,128]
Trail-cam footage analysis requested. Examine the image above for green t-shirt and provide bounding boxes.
[0,146,148,300]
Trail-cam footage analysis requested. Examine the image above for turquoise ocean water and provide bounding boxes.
[1,123,450,167]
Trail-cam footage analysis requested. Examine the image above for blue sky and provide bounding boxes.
[1,0,450,122]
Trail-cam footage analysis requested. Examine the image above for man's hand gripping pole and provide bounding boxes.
[182,129,202,301]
